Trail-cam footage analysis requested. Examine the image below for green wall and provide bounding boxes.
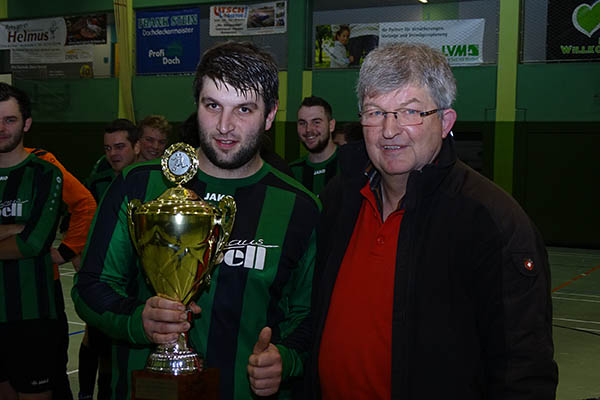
[7,0,112,17]
[7,2,600,247]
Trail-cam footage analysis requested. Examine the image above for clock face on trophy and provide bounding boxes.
[161,142,199,186]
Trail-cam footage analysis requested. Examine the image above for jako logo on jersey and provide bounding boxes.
[314,168,325,176]
[222,239,279,271]
[203,192,227,202]
[0,176,7,181]
[0,199,28,217]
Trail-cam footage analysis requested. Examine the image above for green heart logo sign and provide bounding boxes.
[572,0,600,37]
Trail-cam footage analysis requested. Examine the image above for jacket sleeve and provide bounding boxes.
[475,206,558,399]
[71,174,150,345]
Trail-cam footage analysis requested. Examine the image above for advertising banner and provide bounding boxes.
[209,1,287,36]
[547,0,600,60]
[379,19,485,65]
[11,46,93,64]
[10,46,94,79]
[65,14,107,45]
[0,18,67,49]
[315,19,484,68]
[0,15,106,49]
[136,8,201,75]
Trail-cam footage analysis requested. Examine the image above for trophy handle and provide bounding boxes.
[127,199,143,255]
[214,195,236,257]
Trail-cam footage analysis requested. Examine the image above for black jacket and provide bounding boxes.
[308,137,558,399]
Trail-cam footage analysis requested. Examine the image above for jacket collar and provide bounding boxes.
[338,136,458,209]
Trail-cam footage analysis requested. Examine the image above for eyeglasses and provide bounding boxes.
[358,108,446,127]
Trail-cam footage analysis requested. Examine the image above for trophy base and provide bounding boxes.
[131,368,219,400]
[145,333,201,374]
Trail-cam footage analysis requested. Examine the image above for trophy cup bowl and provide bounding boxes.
[126,143,236,377]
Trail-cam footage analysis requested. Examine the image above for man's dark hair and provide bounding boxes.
[193,41,279,115]
[300,96,333,120]
[0,82,32,120]
[105,118,138,144]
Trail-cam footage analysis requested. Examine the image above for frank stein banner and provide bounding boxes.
[136,8,201,75]
[547,0,600,60]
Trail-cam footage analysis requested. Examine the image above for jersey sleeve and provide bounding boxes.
[30,149,97,258]
[71,173,150,345]
[275,194,320,381]
[16,160,63,257]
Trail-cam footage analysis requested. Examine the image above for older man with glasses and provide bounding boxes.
[307,42,558,399]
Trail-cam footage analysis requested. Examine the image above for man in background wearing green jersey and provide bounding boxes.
[85,118,139,201]
[0,83,64,400]
[80,117,140,400]
[290,96,339,195]
[73,42,320,399]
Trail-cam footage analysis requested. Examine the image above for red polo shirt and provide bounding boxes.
[319,182,404,399]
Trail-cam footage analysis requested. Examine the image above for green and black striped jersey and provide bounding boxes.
[84,167,114,203]
[0,154,63,323]
[73,161,320,400]
[289,149,339,195]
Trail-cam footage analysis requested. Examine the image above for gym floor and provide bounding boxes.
[59,246,600,399]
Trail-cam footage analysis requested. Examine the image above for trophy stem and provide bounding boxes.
[145,332,202,375]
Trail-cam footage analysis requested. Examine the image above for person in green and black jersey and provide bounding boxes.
[84,118,139,202]
[72,41,320,399]
[290,96,339,195]
[0,83,64,400]
[80,118,140,400]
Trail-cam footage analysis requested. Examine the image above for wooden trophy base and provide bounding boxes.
[131,368,219,400]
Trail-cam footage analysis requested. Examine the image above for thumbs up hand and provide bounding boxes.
[247,326,282,396]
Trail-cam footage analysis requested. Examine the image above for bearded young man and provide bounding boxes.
[290,96,339,195]
[0,83,64,400]
[72,41,320,399]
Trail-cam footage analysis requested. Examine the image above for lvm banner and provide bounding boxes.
[379,19,485,65]
[315,19,484,69]
[136,8,201,75]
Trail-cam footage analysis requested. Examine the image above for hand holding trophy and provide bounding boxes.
[127,143,236,399]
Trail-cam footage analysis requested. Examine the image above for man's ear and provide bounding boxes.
[329,118,336,134]
[134,141,141,156]
[265,102,279,131]
[440,109,457,139]
[23,117,32,133]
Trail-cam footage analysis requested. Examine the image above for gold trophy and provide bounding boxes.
[127,143,235,399]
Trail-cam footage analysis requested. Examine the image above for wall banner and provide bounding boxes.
[209,1,287,36]
[0,15,106,49]
[379,19,485,65]
[0,18,67,49]
[547,0,600,60]
[136,8,201,75]
[65,14,107,45]
[315,19,484,69]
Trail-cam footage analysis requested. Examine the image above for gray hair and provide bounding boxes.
[357,42,456,111]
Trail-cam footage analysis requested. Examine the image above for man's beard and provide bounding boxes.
[302,134,330,154]
[0,129,24,153]
[198,122,264,170]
